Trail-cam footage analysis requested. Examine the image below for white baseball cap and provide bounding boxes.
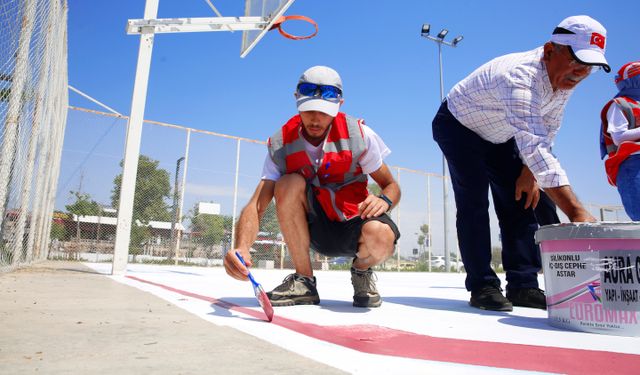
[550,15,610,72]
[296,66,343,117]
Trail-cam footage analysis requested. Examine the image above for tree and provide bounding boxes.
[111,155,172,250]
[415,224,430,263]
[491,246,503,271]
[65,191,101,217]
[190,208,232,246]
[66,191,101,240]
[368,183,381,195]
[50,211,69,240]
[111,155,172,223]
[259,201,280,236]
[50,221,67,241]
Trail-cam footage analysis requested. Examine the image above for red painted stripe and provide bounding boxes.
[126,275,640,375]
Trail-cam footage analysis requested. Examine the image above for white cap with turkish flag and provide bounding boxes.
[551,15,610,73]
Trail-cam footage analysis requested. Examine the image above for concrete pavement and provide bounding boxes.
[0,261,345,375]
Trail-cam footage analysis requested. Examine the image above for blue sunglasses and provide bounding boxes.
[297,83,342,100]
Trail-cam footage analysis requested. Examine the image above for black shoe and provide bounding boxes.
[507,288,547,310]
[351,267,382,308]
[470,284,513,311]
[266,273,320,306]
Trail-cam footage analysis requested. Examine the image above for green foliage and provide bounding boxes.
[329,263,352,271]
[1,246,12,264]
[187,202,233,251]
[50,221,67,240]
[367,183,381,196]
[129,225,151,254]
[259,201,280,235]
[414,223,430,260]
[0,88,10,102]
[491,246,503,271]
[191,210,233,247]
[65,191,102,216]
[111,155,172,223]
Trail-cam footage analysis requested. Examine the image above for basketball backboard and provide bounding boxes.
[241,0,296,58]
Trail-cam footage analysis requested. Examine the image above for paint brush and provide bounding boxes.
[235,252,274,322]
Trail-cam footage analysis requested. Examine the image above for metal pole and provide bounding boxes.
[437,42,451,273]
[96,206,102,262]
[231,139,241,250]
[427,175,432,272]
[170,157,184,265]
[112,0,159,275]
[175,130,191,263]
[395,167,401,271]
[422,26,462,273]
[280,242,285,269]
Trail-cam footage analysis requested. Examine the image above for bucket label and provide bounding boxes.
[548,253,589,279]
[600,251,640,312]
[542,248,640,336]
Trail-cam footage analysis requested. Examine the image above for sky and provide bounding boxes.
[66,0,637,205]
[62,1,637,254]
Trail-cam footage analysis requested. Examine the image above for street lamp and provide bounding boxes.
[421,23,463,273]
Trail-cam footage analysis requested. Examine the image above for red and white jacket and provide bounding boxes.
[268,113,368,221]
[600,96,640,186]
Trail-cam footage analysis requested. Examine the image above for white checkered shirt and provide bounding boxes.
[447,46,574,188]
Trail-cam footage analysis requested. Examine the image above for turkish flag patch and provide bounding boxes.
[590,32,605,49]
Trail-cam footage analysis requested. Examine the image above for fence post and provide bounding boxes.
[427,175,432,272]
[174,129,191,263]
[230,139,241,250]
[395,167,401,271]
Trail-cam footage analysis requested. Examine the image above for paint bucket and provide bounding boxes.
[535,222,640,336]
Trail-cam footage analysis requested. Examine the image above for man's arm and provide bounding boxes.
[358,163,401,219]
[543,185,596,222]
[223,179,275,280]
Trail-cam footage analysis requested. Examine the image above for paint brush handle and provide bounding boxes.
[235,251,258,287]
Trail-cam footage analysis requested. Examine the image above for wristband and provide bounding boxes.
[378,194,393,211]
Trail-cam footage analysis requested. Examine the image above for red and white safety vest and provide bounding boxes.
[268,113,368,221]
[600,96,640,186]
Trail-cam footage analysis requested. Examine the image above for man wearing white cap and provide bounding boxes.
[224,66,401,308]
[432,15,610,311]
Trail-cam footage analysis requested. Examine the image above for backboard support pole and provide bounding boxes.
[112,0,159,275]
[113,0,298,275]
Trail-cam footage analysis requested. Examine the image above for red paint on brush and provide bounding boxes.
[258,289,274,322]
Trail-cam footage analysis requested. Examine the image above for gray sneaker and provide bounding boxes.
[266,273,320,306]
[351,267,382,308]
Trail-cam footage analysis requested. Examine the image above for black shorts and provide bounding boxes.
[306,185,400,257]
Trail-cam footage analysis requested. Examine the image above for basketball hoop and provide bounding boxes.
[269,15,318,40]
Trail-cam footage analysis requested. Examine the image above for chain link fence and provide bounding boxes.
[50,107,454,271]
[49,107,631,273]
[0,0,68,272]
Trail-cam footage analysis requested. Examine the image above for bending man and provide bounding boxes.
[432,15,609,311]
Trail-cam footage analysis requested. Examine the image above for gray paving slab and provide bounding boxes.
[0,261,347,375]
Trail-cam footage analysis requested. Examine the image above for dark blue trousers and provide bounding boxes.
[432,101,559,292]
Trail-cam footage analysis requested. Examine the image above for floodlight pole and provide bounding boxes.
[421,25,463,273]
